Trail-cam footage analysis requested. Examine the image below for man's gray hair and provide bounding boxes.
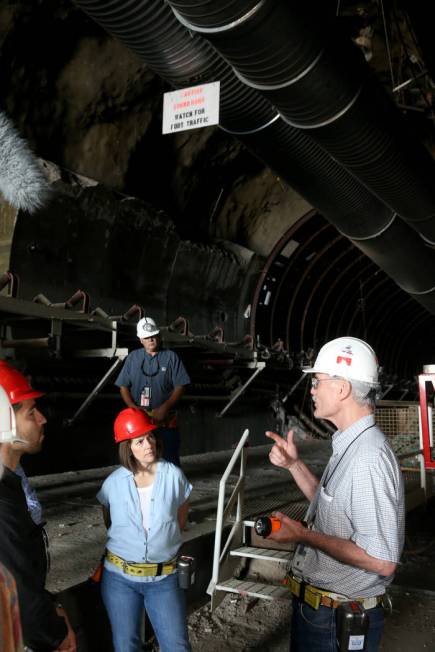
[350,379,378,409]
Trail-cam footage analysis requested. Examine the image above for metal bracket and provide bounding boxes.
[218,362,266,417]
[64,357,124,426]
[379,383,394,399]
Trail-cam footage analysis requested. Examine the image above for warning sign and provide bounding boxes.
[162,81,220,135]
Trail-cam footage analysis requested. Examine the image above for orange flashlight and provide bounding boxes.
[254,516,281,537]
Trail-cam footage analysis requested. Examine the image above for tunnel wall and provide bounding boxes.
[9,178,260,341]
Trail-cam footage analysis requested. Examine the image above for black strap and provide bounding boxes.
[141,352,160,378]
[323,425,374,491]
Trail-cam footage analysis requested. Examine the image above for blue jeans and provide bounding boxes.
[156,427,181,467]
[290,598,384,651]
[101,568,191,652]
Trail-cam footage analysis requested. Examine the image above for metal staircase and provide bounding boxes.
[207,429,299,610]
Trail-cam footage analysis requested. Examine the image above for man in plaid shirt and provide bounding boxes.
[266,337,404,651]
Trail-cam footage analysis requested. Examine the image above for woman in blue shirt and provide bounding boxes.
[97,407,192,652]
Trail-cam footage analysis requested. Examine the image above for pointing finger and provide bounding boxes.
[265,431,286,446]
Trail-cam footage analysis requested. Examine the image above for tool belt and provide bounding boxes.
[106,550,176,577]
[286,574,383,610]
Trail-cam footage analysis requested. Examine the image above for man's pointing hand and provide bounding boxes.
[266,430,299,471]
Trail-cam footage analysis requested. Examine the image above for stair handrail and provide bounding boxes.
[208,428,249,596]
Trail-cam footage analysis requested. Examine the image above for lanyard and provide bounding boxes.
[141,352,160,378]
[323,424,374,491]
[303,424,375,529]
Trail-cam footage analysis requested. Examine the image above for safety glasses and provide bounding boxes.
[310,377,338,389]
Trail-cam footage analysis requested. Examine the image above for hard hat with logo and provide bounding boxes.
[114,407,157,443]
[303,337,379,385]
[136,317,160,339]
[0,361,44,404]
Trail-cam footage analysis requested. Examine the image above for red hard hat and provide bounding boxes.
[114,408,157,443]
[0,361,44,405]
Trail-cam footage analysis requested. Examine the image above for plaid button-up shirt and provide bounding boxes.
[292,414,405,598]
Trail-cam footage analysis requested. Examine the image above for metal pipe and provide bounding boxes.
[393,70,428,93]
[218,363,265,417]
[168,0,435,244]
[1,337,50,348]
[72,0,435,319]
[64,357,124,426]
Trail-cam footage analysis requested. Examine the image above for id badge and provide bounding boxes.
[140,387,151,407]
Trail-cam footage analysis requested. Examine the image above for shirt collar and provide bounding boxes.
[331,414,375,456]
[119,460,167,479]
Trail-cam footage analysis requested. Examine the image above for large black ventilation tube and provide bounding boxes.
[168,0,435,245]
[72,0,435,313]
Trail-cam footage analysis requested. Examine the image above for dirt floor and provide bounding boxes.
[186,587,435,651]
[31,444,435,650]
[37,441,330,593]
[186,499,435,651]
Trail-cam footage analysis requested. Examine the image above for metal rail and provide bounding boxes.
[207,428,249,598]
[399,449,427,494]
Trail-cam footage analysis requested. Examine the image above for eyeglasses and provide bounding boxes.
[310,377,338,389]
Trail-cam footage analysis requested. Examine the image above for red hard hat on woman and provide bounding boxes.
[0,361,44,404]
[114,408,157,443]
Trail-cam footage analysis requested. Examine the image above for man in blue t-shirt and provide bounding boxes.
[115,317,190,467]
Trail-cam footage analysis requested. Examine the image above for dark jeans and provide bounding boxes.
[290,598,384,651]
[155,427,181,467]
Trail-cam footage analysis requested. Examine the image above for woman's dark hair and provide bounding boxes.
[118,433,163,473]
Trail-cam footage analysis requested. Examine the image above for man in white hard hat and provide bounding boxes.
[115,317,190,467]
[266,337,404,651]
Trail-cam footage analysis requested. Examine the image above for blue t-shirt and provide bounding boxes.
[97,461,192,583]
[115,348,190,409]
[15,464,43,525]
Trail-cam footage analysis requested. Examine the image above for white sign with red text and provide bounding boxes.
[162,81,220,134]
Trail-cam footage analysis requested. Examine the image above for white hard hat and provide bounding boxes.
[136,317,160,339]
[303,337,379,385]
[0,385,18,443]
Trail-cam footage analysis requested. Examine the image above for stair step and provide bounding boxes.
[230,546,292,563]
[215,577,291,601]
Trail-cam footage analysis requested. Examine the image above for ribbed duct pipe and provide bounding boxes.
[168,0,435,245]
[72,0,435,313]
[72,0,276,134]
[241,119,435,310]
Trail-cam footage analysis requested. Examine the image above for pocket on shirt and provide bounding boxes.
[315,486,335,530]
[109,501,130,527]
[320,486,334,503]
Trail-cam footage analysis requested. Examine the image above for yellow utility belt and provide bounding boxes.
[286,574,383,610]
[106,550,176,577]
